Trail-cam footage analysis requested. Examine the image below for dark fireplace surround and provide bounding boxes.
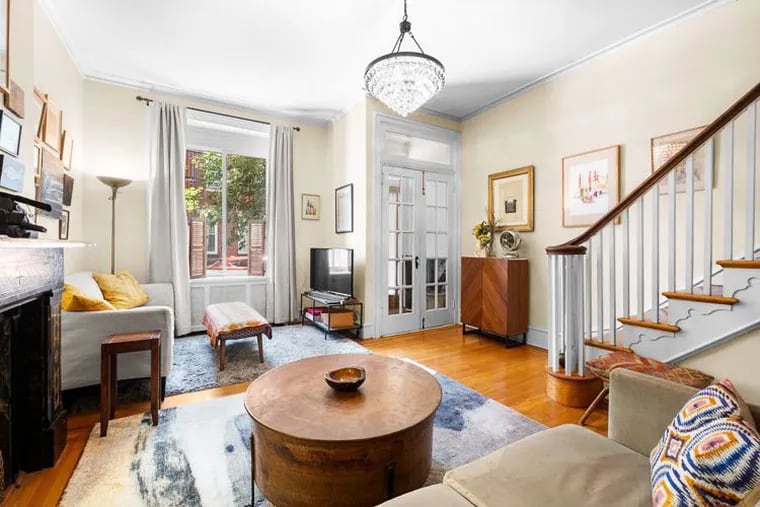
[0,247,67,493]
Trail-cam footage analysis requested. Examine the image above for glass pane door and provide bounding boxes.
[382,167,423,335]
[423,172,455,328]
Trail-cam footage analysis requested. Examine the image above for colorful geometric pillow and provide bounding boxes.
[651,380,760,506]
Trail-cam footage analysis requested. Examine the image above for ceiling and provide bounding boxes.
[39,0,720,122]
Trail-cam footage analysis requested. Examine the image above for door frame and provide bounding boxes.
[372,113,461,337]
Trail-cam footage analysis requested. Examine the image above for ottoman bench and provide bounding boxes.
[202,302,272,371]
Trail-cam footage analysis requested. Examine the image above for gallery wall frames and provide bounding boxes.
[0,108,21,157]
[0,153,23,192]
[651,126,710,194]
[562,145,620,228]
[37,147,64,219]
[301,193,320,220]
[488,165,534,232]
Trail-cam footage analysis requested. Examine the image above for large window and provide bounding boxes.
[185,150,267,277]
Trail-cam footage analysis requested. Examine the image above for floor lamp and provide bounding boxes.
[97,176,133,274]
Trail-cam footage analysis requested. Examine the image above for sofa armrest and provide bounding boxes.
[608,369,698,455]
[141,282,174,309]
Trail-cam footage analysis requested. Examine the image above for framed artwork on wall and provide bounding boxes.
[301,193,320,220]
[37,148,65,219]
[0,154,23,192]
[488,165,534,232]
[0,109,21,157]
[651,126,709,194]
[4,80,24,118]
[59,210,70,240]
[61,130,74,169]
[42,98,62,154]
[0,0,9,95]
[562,145,620,228]
[335,183,353,233]
[62,173,74,206]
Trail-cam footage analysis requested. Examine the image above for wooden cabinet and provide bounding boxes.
[461,257,528,345]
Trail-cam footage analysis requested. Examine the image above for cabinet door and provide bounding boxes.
[460,257,482,327]
[481,258,508,335]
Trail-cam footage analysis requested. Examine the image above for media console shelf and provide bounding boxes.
[301,291,364,339]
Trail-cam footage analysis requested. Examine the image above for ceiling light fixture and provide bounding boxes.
[364,0,445,117]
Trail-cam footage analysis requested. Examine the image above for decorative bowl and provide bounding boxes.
[324,367,366,392]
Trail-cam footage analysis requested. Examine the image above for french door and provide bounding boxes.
[381,165,456,335]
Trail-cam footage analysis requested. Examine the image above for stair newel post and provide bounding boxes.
[546,245,587,376]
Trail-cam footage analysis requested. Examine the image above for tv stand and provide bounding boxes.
[301,291,363,339]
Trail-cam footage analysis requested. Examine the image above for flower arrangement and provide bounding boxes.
[472,219,495,248]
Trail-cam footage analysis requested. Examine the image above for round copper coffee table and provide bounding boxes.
[244,353,442,507]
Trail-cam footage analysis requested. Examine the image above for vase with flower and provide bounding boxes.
[472,218,499,257]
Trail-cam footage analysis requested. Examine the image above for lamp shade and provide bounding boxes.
[97,176,133,189]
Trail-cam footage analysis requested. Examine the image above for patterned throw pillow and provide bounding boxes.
[651,380,760,506]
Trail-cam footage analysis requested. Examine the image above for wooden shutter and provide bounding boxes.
[188,219,207,279]
[249,221,266,276]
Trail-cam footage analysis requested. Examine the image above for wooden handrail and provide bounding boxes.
[547,82,760,255]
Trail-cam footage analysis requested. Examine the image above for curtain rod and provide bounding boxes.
[135,96,300,132]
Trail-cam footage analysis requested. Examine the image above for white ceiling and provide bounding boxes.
[39,0,720,122]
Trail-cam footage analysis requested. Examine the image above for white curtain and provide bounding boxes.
[265,125,297,323]
[147,102,192,336]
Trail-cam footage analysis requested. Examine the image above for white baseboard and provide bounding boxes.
[527,327,548,349]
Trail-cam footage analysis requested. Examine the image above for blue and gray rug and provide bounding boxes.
[60,328,546,506]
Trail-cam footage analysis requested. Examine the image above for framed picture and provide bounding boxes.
[335,183,353,233]
[43,98,62,154]
[62,173,74,206]
[562,145,620,228]
[59,210,70,240]
[0,0,9,95]
[61,130,74,169]
[301,193,320,220]
[5,80,24,118]
[488,165,534,232]
[37,148,65,219]
[0,154,23,192]
[651,126,709,194]
[0,109,21,157]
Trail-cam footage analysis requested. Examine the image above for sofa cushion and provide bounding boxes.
[62,284,116,312]
[378,485,473,506]
[64,272,105,301]
[443,424,651,507]
[93,271,149,309]
[650,379,760,506]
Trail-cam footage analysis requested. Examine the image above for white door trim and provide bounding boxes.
[372,113,461,337]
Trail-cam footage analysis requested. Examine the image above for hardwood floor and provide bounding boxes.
[2,325,607,506]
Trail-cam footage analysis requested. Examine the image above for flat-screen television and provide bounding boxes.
[310,248,354,296]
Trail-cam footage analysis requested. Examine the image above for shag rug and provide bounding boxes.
[61,363,546,506]
[65,325,368,412]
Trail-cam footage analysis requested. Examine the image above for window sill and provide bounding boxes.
[190,275,267,285]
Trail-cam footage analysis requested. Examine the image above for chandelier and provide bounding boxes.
[364,0,445,117]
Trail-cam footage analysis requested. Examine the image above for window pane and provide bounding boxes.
[426,285,436,310]
[388,289,400,315]
[184,150,223,273]
[437,259,447,283]
[226,154,267,274]
[426,259,435,284]
[438,285,447,309]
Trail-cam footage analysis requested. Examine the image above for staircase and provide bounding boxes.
[546,82,760,385]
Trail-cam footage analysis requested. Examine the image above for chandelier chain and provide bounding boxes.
[403,0,408,21]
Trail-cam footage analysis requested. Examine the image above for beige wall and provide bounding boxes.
[80,79,331,292]
[9,1,87,273]
[681,329,760,405]
[460,0,760,331]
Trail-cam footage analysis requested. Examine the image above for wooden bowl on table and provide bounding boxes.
[324,366,366,392]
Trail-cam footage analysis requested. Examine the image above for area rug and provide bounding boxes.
[60,365,546,506]
[65,325,368,413]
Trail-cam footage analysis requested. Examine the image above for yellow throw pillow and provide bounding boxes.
[92,271,149,310]
[62,284,116,312]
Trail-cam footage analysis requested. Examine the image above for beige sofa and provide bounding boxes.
[61,272,175,391]
[383,369,760,507]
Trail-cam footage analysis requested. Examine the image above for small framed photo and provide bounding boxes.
[59,210,70,240]
[562,145,620,228]
[43,98,62,154]
[488,166,534,232]
[61,130,74,169]
[0,110,22,157]
[301,193,320,220]
[63,173,75,206]
[335,183,353,234]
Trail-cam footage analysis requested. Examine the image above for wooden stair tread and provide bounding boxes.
[584,339,632,353]
[617,317,680,333]
[717,259,760,269]
[662,291,738,305]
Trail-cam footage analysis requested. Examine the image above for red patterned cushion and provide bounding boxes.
[586,351,713,388]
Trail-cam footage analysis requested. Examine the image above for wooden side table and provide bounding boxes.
[100,330,161,437]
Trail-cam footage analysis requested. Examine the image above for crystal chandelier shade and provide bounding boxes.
[364,1,445,117]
